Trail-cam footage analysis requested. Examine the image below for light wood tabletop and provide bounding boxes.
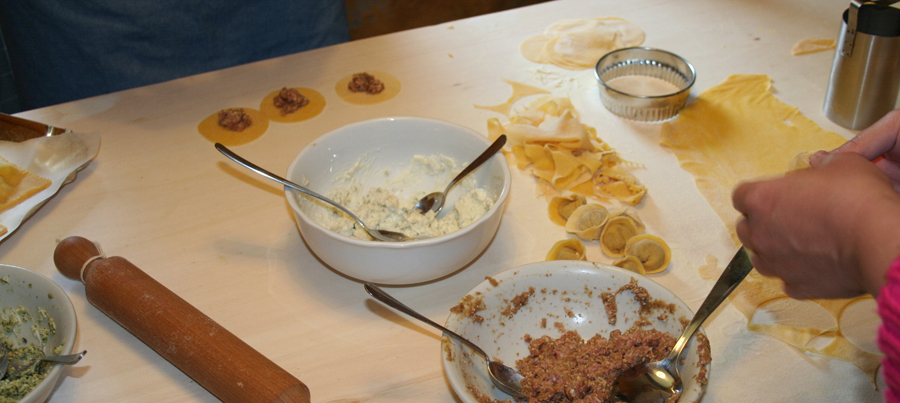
[8,0,881,402]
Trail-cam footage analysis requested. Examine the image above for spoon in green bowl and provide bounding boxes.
[0,344,86,380]
[216,143,415,242]
[6,350,86,379]
[413,135,507,214]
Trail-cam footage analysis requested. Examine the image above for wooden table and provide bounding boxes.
[9,0,881,401]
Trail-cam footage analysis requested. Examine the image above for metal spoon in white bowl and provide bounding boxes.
[5,350,86,379]
[612,247,753,402]
[413,135,507,214]
[364,283,525,398]
[215,143,414,242]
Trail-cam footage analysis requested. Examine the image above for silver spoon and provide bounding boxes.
[364,283,525,398]
[613,247,753,402]
[413,135,507,214]
[6,350,86,379]
[215,143,415,242]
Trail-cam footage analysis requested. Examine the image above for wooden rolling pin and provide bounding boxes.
[54,236,311,403]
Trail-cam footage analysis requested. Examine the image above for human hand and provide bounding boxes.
[829,108,900,191]
[733,152,900,299]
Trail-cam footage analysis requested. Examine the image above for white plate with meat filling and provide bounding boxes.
[441,260,710,403]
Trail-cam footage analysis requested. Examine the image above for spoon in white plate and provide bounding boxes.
[612,247,753,402]
[216,143,415,242]
[364,283,525,398]
[413,135,506,214]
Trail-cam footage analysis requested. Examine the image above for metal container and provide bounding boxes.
[594,47,696,122]
[824,1,900,130]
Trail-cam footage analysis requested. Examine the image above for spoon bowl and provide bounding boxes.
[414,135,507,214]
[216,143,414,242]
[364,283,525,397]
[612,247,752,402]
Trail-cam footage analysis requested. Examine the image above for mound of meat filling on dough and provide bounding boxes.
[273,87,310,115]
[217,108,253,132]
[516,328,676,403]
[348,72,385,94]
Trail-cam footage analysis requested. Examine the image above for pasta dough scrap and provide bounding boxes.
[792,38,837,55]
[660,74,846,244]
[482,81,647,206]
[520,17,645,70]
[0,157,51,213]
[475,80,551,116]
[667,74,879,384]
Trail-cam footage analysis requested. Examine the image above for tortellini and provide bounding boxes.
[564,203,609,240]
[547,204,671,274]
[548,194,587,226]
[623,234,671,274]
[546,238,588,261]
[600,213,644,257]
[612,255,645,275]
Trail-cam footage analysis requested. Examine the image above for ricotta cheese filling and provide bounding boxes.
[310,154,495,240]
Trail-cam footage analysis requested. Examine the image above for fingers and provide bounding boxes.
[731,180,755,217]
[807,150,829,167]
[835,109,900,160]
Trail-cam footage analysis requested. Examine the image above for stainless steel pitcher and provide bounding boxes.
[824,1,900,130]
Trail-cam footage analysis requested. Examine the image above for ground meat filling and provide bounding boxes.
[348,72,385,94]
[273,87,309,115]
[451,294,487,324]
[217,108,252,132]
[516,328,676,403]
[501,287,535,317]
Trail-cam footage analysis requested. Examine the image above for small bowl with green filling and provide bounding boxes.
[0,264,77,403]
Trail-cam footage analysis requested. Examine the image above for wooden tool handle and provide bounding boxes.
[54,236,311,403]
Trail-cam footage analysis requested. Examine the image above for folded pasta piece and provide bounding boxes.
[0,156,51,214]
[483,82,647,206]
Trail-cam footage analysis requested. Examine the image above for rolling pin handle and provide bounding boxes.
[52,236,312,403]
[54,236,104,281]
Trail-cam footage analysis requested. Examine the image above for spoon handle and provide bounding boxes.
[442,135,507,194]
[215,144,350,216]
[42,350,87,365]
[215,143,393,241]
[665,246,753,366]
[364,283,489,357]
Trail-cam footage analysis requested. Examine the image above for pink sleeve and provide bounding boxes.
[878,256,900,402]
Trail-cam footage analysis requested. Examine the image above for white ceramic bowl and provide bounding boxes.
[442,261,710,403]
[285,117,511,284]
[0,264,77,403]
